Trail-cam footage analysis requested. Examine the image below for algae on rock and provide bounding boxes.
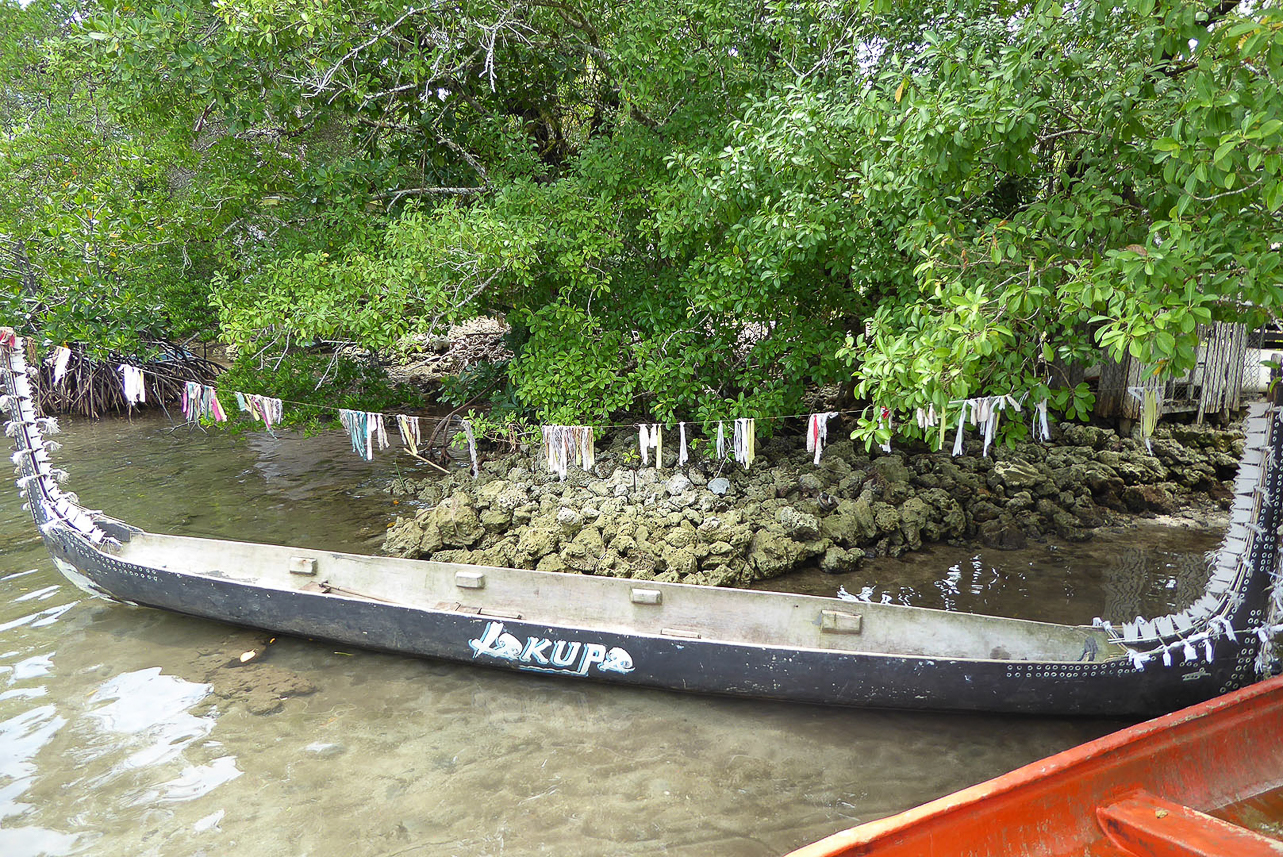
[381,420,1243,587]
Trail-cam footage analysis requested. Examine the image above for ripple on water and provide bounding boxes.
[0,604,78,636]
[13,586,62,604]
[9,654,53,683]
[88,668,211,736]
[0,701,72,856]
[85,669,216,767]
[75,667,241,816]
[0,826,80,857]
[0,704,66,802]
[147,756,243,804]
[761,523,1223,625]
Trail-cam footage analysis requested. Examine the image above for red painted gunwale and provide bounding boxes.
[787,674,1283,857]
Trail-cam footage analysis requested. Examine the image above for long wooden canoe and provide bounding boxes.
[3,328,1281,716]
[787,671,1283,857]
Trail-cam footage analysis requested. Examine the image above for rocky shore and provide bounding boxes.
[382,421,1242,587]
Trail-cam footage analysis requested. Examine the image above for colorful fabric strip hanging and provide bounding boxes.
[244,394,283,432]
[914,405,939,451]
[877,406,892,453]
[978,397,996,457]
[211,389,228,422]
[948,394,1023,457]
[396,415,421,456]
[359,412,373,460]
[732,418,755,469]
[181,382,227,425]
[339,408,360,458]
[574,426,594,472]
[1128,386,1160,453]
[543,426,570,481]
[952,400,970,456]
[339,409,376,461]
[1142,389,1159,452]
[980,395,1021,457]
[542,425,594,481]
[806,412,838,465]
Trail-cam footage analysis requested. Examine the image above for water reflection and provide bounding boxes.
[86,668,216,773]
[0,603,78,635]
[1102,546,1210,623]
[0,668,73,856]
[0,414,1226,856]
[0,825,79,857]
[0,705,66,815]
[763,527,1221,627]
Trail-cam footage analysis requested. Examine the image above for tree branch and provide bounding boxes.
[374,186,490,205]
[308,7,428,97]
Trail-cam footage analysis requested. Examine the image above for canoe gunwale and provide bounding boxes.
[109,526,1120,663]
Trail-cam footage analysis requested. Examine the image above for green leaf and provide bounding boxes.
[1257,119,1283,140]
[1267,182,1283,214]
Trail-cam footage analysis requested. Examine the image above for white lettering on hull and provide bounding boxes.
[468,621,634,676]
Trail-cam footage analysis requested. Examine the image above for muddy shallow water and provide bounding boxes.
[0,415,1224,856]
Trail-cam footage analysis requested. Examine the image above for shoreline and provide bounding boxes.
[382,419,1241,588]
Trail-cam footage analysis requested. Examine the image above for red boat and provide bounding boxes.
[788,674,1283,857]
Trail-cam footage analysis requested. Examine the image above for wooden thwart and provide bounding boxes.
[1097,792,1283,857]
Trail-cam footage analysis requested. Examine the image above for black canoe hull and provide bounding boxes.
[43,526,1254,717]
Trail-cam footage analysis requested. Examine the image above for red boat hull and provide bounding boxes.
[788,674,1283,857]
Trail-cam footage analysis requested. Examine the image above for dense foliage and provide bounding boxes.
[1,0,1280,437]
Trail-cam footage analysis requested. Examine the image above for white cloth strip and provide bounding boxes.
[119,365,145,405]
[638,424,661,467]
[1034,399,1046,441]
[460,418,478,479]
[50,347,71,385]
